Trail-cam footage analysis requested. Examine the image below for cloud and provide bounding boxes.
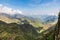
[21,0,60,16]
[0,4,3,6]
[0,4,22,15]
[0,0,59,16]
[24,6,60,16]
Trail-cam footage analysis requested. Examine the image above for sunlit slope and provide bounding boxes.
[39,20,57,33]
[0,15,44,34]
[0,16,20,24]
[26,19,44,28]
[0,14,44,28]
[0,13,57,34]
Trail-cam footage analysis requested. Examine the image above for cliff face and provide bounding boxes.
[58,12,60,40]
[55,12,60,40]
[58,12,60,34]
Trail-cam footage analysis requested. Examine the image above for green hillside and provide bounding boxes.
[0,20,56,40]
[0,14,57,40]
[0,20,39,40]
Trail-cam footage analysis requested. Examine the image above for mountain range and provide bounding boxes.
[0,13,58,40]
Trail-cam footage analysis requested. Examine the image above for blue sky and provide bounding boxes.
[0,0,60,16]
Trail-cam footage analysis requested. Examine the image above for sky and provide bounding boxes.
[0,0,60,16]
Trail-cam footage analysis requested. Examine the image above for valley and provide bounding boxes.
[0,13,58,40]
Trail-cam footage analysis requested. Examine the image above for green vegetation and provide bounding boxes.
[0,14,56,40]
[0,20,38,40]
[0,20,55,40]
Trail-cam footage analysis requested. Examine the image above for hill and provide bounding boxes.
[0,13,58,40]
[0,20,39,40]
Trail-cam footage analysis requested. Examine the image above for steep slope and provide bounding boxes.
[0,21,38,40]
[0,13,44,33]
[0,16,20,24]
[39,20,57,33]
[0,13,58,40]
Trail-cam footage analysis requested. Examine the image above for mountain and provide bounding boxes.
[41,15,58,24]
[29,15,58,24]
[0,18,56,40]
[26,15,58,33]
[0,13,44,33]
[0,20,38,40]
[0,13,57,31]
[0,13,20,24]
[0,13,43,24]
[0,13,57,40]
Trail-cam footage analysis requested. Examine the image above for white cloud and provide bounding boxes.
[0,4,22,15]
[0,4,3,6]
[25,7,60,16]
